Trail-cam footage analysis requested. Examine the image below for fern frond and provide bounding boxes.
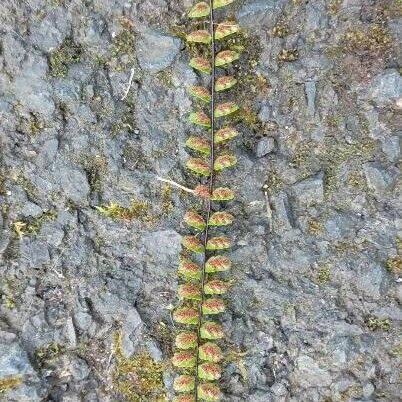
[175,332,198,349]
[204,279,229,295]
[178,283,202,300]
[197,383,221,401]
[187,30,212,44]
[172,351,197,368]
[214,154,237,171]
[189,86,211,103]
[215,50,240,67]
[184,211,207,230]
[186,158,210,176]
[202,298,225,315]
[182,235,205,253]
[173,307,199,325]
[194,185,211,199]
[178,256,201,280]
[208,211,234,226]
[215,102,239,117]
[198,362,221,381]
[190,57,212,74]
[206,236,231,250]
[173,375,196,393]
[188,2,210,18]
[213,0,235,9]
[186,136,211,155]
[205,255,232,273]
[198,342,223,362]
[215,22,239,40]
[215,76,238,92]
[189,112,211,127]
[200,322,224,340]
[173,395,196,402]
[210,187,235,201]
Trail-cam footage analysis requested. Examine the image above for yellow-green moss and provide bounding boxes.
[96,200,152,222]
[12,210,57,238]
[273,21,290,38]
[263,168,283,195]
[316,264,331,285]
[386,256,402,273]
[78,154,108,192]
[347,171,366,189]
[0,376,22,394]
[328,0,343,15]
[112,331,166,402]
[161,185,173,216]
[366,317,391,331]
[307,218,324,236]
[278,49,299,62]
[34,342,65,368]
[49,39,82,78]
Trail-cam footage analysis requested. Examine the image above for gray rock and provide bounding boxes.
[0,341,35,377]
[291,173,324,207]
[305,81,316,116]
[137,31,181,73]
[382,135,400,163]
[363,163,395,195]
[367,69,402,107]
[255,137,275,157]
[237,0,277,28]
[21,202,43,218]
[292,355,332,388]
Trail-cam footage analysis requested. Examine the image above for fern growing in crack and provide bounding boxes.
[169,1,243,401]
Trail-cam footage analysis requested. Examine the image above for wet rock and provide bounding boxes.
[291,173,324,207]
[137,31,181,73]
[255,137,275,157]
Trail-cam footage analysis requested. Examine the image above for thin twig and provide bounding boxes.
[121,67,135,100]
[264,190,273,233]
[155,176,195,194]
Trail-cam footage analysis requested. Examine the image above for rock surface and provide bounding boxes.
[0,0,401,401]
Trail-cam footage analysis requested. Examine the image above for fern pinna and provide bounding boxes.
[171,1,242,401]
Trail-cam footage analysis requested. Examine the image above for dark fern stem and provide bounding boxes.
[172,1,242,401]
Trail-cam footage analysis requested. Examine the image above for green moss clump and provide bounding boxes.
[316,264,331,285]
[96,199,153,223]
[273,21,290,38]
[12,210,57,238]
[366,317,391,331]
[112,331,166,402]
[278,49,299,62]
[307,219,324,236]
[78,154,108,192]
[111,19,136,70]
[34,342,65,369]
[328,0,343,15]
[49,39,82,78]
[161,185,173,216]
[0,376,22,394]
[386,256,402,273]
[263,168,283,195]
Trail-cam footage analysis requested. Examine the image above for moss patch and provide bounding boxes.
[49,39,82,78]
[112,330,165,402]
[34,342,65,369]
[316,264,331,285]
[0,376,22,394]
[366,317,391,331]
[96,200,153,222]
[78,154,108,192]
[386,256,402,273]
[12,210,57,238]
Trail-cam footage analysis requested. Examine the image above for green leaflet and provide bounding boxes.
[173,375,195,393]
[206,236,231,250]
[182,235,205,253]
[172,351,196,368]
[200,321,225,340]
[185,136,210,155]
[173,395,196,402]
[189,85,211,102]
[209,211,234,226]
[204,279,229,295]
[210,187,235,201]
[194,184,211,199]
[213,0,235,9]
[215,50,240,67]
[214,154,237,171]
[187,30,212,44]
[178,283,201,300]
[198,342,223,363]
[175,332,198,349]
[202,298,225,314]
[190,57,211,74]
[178,256,201,280]
[205,255,232,273]
[214,126,239,144]
[186,157,210,176]
[215,101,239,117]
[188,2,210,18]
[215,21,239,40]
[198,362,221,381]
[197,383,221,402]
[215,76,238,92]
[173,307,199,325]
[189,111,211,127]
[184,211,206,230]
